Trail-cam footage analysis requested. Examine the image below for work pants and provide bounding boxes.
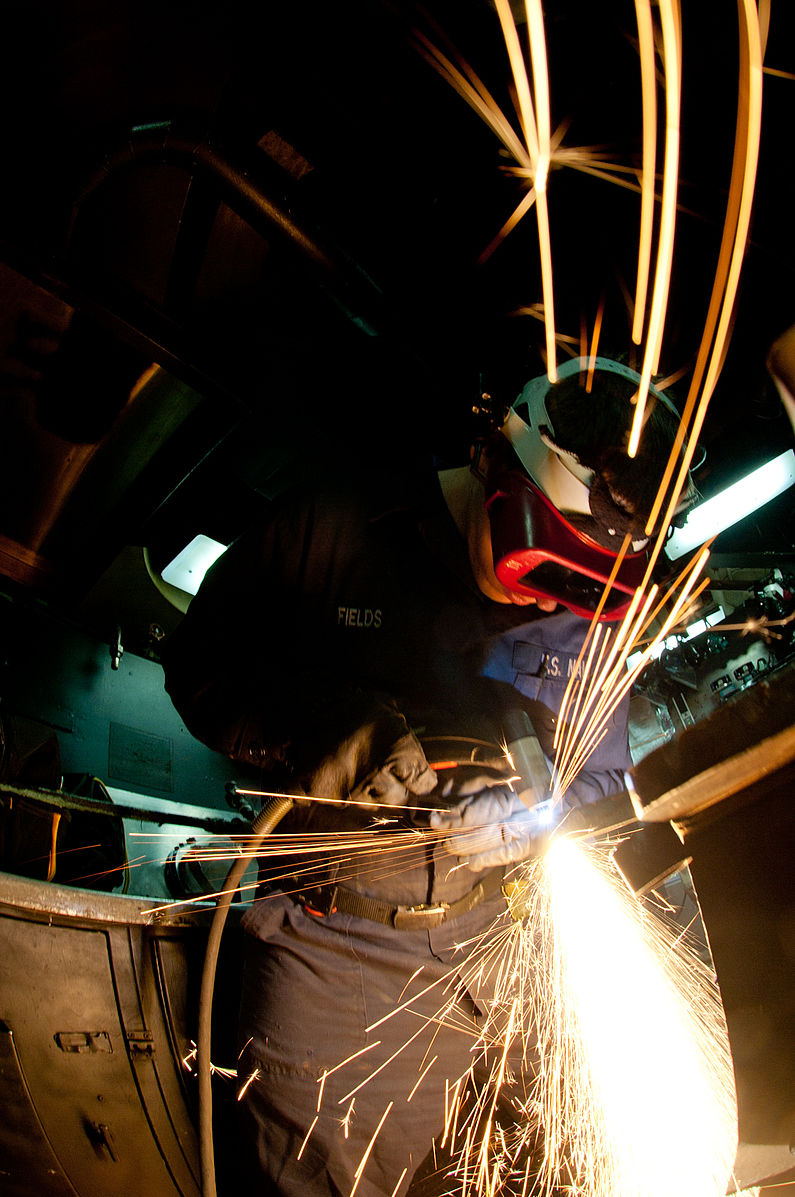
[237,889,535,1197]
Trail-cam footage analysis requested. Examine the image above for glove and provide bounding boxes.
[296,694,437,808]
[346,728,437,808]
[430,782,548,871]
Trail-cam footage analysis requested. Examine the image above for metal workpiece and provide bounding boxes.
[0,872,249,1197]
[0,779,243,835]
[629,663,795,827]
[628,664,795,1192]
[0,868,216,926]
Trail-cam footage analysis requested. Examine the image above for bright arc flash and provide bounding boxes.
[543,838,737,1197]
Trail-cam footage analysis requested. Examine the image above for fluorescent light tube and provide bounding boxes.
[666,449,795,560]
[161,534,228,595]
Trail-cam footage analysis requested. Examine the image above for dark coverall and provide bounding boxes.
[162,463,630,1197]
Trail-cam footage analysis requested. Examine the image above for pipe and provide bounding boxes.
[197,793,294,1197]
[68,127,383,338]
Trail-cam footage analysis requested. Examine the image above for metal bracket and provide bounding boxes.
[125,1029,155,1059]
[87,1120,118,1162]
[55,1030,112,1054]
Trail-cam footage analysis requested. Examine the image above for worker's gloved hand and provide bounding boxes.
[295,694,436,809]
[430,782,548,872]
[346,728,437,808]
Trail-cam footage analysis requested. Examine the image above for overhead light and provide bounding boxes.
[161,534,228,595]
[665,449,795,560]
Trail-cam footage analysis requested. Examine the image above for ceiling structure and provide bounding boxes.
[0,0,794,653]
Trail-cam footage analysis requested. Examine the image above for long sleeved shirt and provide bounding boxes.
[163,462,631,806]
[479,608,632,805]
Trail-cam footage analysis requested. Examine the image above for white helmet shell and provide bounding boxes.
[503,356,679,518]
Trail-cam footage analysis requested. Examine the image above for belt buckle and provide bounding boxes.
[392,902,449,930]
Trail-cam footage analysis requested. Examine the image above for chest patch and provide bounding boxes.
[512,640,583,683]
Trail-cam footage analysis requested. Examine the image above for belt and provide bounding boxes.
[297,868,505,930]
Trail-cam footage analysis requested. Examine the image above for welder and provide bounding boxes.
[162,356,694,1197]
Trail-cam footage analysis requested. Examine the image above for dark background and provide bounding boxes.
[0,0,792,662]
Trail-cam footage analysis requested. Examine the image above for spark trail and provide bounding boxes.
[135,758,741,1197]
[529,838,736,1197]
[288,834,739,1197]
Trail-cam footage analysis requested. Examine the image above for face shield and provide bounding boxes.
[483,358,683,621]
[485,469,649,618]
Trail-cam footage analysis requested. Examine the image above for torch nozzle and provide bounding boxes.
[503,708,553,811]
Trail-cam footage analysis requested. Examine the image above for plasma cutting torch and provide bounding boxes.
[496,706,688,895]
[428,706,560,873]
[502,706,555,812]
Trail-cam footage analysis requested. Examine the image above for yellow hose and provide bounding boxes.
[197,794,294,1197]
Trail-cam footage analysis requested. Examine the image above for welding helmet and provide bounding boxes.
[482,357,688,620]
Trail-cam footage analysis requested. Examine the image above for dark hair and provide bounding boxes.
[544,371,690,538]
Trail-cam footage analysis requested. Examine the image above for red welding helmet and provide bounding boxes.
[485,468,648,619]
[481,357,693,620]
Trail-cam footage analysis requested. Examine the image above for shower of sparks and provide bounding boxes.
[190,756,734,1197]
[350,1101,393,1197]
[237,1067,260,1102]
[114,14,774,1195]
[297,1115,319,1161]
[390,1167,409,1197]
[722,608,795,640]
[522,0,556,380]
[182,1041,237,1083]
[342,1098,356,1139]
[551,544,713,796]
[416,0,764,504]
[640,0,763,522]
[519,838,738,1197]
[291,835,739,1197]
[133,760,741,1194]
[412,2,663,382]
[584,293,606,393]
[545,0,765,792]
